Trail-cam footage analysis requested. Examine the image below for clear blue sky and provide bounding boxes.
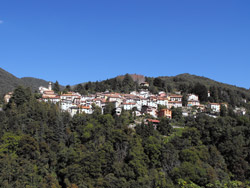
[0,0,250,88]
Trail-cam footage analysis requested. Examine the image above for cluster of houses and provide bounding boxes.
[3,82,247,119]
[36,82,240,118]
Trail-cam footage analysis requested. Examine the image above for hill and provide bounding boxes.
[1,67,250,108]
[72,73,250,108]
[0,68,25,97]
[1,86,250,187]
[0,68,55,97]
[21,77,51,92]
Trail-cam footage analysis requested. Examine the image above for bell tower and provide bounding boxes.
[48,82,52,90]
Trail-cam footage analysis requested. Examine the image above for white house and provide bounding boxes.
[42,96,60,104]
[168,101,182,108]
[169,94,182,102]
[208,103,220,113]
[122,102,137,110]
[187,94,199,101]
[156,97,168,106]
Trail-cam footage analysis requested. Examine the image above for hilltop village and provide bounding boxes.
[16,81,244,120]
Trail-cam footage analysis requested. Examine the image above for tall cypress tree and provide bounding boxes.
[53,81,60,93]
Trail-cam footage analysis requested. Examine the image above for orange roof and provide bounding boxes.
[169,94,182,98]
[78,105,91,109]
[168,101,182,103]
[147,119,160,123]
[159,109,171,112]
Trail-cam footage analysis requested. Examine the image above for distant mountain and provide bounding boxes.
[21,77,51,92]
[0,68,53,97]
[159,73,249,96]
[0,68,25,96]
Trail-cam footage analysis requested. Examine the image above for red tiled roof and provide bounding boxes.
[147,119,160,123]
[169,94,182,98]
[78,105,90,109]
[168,101,182,103]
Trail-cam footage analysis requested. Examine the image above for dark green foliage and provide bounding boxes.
[73,84,87,95]
[182,93,188,106]
[172,107,183,121]
[53,81,60,93]
[104,102,116,115]
[157,118,173,135]
[63,85,71,93]
[1,86,250,187]
[10,86,32,106]
[192,83,208,102]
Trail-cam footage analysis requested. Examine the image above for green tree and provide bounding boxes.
[157,118,173,135]
[53,81,60,93]
[192,83,208,102]
[10,86,32,106]
[63,85,71,93]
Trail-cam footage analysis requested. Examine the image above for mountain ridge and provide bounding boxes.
[1,68,249,102]
[0,68,55,97]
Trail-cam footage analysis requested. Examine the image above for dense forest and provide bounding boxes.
[0,86,250,187]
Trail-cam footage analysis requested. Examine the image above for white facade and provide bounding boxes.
[209,103,220,113]
[188,94,199,101]
[168,101,182,108]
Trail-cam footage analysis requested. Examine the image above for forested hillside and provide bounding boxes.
[0,68,63,97]
[0,68,24,97]
[0,86,250,187]
[73,73,250,109]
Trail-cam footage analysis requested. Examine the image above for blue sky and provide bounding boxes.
[0,0,250,88]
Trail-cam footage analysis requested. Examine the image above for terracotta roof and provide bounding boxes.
[159,109,171,112]
[42,96,60,99]
[147,119,160,123]
[168,101,182,103]
[169,94,182,98]
[78,105,91,109]
[157,97,168,100]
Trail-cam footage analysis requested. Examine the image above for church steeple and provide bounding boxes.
[48,82,52,90]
